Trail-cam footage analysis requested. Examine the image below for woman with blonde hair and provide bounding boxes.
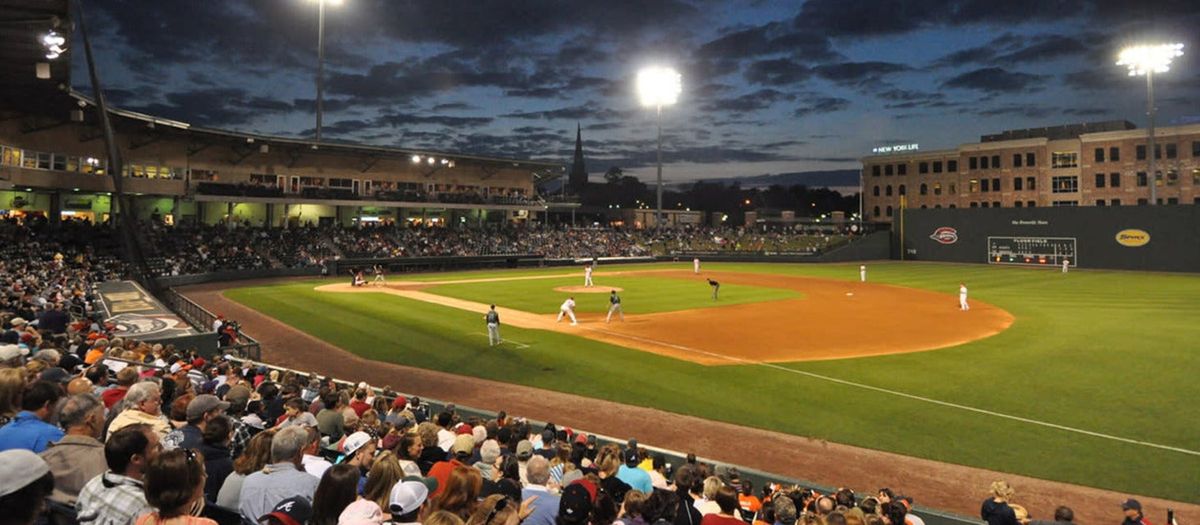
[981,481,1019,525]
[363,451,405,519]
[426,510,467,525]
[0,368,24,426]
[432,465,483,521]
[1010,505,1031,525]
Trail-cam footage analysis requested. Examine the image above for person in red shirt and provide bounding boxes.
[702,486,747,525]
[349,389,371,417]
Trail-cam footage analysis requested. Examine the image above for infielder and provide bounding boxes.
[373,264,385,286]
[1062,259,1069,273]
[959,282,969,311]
[606,290,624,323]
[484,305,501,346]
[860,264,867,282]
[584,264,594,287]
[707,278,720,300]
[693,257,701,274]
[556,296,578,325]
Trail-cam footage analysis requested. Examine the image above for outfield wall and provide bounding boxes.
[899,206,1200,272]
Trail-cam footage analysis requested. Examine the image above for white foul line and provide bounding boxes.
[468,332,530,349]
[579,324,1200,457]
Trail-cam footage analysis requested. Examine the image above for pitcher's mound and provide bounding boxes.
[554,286,622,293]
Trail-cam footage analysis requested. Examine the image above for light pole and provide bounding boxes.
[637,66,681,229]
[308,0,342,146]
[1118,43,1183,205]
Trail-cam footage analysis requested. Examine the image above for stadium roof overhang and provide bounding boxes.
[0,0,73,114]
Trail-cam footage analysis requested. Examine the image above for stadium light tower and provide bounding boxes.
[637,66,681,229]
[307,0,343,147]
[1118,43,1183,205]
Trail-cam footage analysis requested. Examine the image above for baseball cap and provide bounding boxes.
[560,480,597,522]
[338,499,383,525]
[9,317,27,326]
[1121,499,1142,511]
[451,434,475,456]
[340,431,372,458]
[541,429,555,444]
[39,367,72,385]
[0,344,23,361]
[186,394,230,421]
[259,496,313,525]
[0,450,50,497]
[389,476,438,516]
[516,439,533,460]
[392,396,407,410]
[226,385,252,409]
[623,447,639,466]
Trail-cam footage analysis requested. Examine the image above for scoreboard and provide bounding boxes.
[987,236,1077,266]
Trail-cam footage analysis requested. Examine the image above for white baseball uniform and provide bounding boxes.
[1062,259,1069,273]
[556,298,578,325]
[959,285,969,311]
[860,265,866,282]
[584,265,593,287]
[693,258,700,274]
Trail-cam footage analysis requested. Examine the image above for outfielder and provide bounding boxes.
[1062,259,1069,274]
[959,282,969,311]
[693,257,701,274]
[606,290,624,323]
[707,278,720,300]
[860,264,867,282]
[373,264,385,286]
[484,305,501,346]
[556,296,578,325]
[584,264,594,287]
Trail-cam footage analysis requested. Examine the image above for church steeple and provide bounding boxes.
[568,122,587,193]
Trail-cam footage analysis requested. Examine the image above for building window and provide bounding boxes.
[1026,177,1036,191]
[981,179,989,193]
[920,205,927,209]
[991,155,1000,168]
[886,206,893,217]
[1137,198,1148,205]
[1028,201,1036,207]
[1111,199,1121,206]
[949,183,956,194]
[1110,146,1120,161]
[1014,177,1023,191]
[1095,173,1105,188]
[898,184,906,196]
[1051,152,1078,168]
[933,161,943,173]
[1014,201,1023,207]
[873,206,880,217]
[1096,200,1106,206]
[1167,197,1178,204]
[969,157,978,170]
[949,204,957,208]
[1166,143,1177,159]
[51,154,66,171]
[969,179,979,192]
[1013,153,1022,167]
[1137,172,1147,186]
[919,183,928,195]
[1052,176,1078,193]
[884,164,893,176]
[1193,141,1200,157]
[886,185,893,196]
[994,201,1001,208]
[898,164,908,175]
[919,162,929,174]
[935,204,942,209]
[1166,169,1178,186]
[1110,173,1120,187]
[1052,200,1078,207]
[873,186,879,196]
[981,202,989,208]
[1026,152,1035,166]
[1136,145,1146,160]
[980,156,989,169]
[872,165,880,176]
[1094,148,1104,162]
[969,202,978,208]
[933,182,942,195]
[992,178,1001,191]
[948,160,957,172]
[1193,168,1200,185]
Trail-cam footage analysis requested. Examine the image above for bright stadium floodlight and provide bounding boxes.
[305,0,343,147]
[1118,43,1183,205]
[636,66,681,229]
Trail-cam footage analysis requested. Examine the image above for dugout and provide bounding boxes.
[897,205,1200,272]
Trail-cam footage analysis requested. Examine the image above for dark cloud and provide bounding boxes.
[941,67,1046,93]
[760,140,807,149]
[794,97,850,117]
[117,87,293,127]
[744,58,811,86]
[1061,107,1111,117]
[584,122,625,131]
[975,105,1055,118]
[431,102,477,112]
[701,89,797,112]
[375,112,493,128]
[813,62,908,87]
[876,89,953,109]
[793,0,1084,38]
[502,102,629,121]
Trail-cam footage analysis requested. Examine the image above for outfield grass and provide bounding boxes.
[225,262,1200,502]
[424,274,802,314]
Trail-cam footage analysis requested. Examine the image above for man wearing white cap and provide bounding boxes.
[389,476,438,524]
[0,449,55,525]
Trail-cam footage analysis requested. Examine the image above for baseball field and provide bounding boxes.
[221,261,1200,503]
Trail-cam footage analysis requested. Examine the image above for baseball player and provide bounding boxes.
[484,305,501,346]
[605,290,624,323]
[693,257,701,274]
[556,296,578,325]
[860,264,867,282]
[959,282,969,311]
[707,278,720,300]
[373,264,385,286]
[1062,259,1069,273]
[584,264,594,287]
[352,269,366,287]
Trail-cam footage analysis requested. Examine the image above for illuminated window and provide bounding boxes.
[1051,176,1078,193]
[1051,152,1078,168]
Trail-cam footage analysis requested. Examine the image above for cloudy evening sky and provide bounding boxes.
[71,0,1200,183]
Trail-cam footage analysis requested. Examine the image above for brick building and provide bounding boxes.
[862,121,1200,222]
